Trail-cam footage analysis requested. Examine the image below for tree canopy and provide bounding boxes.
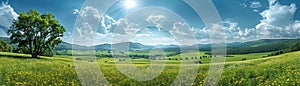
[8,9,65,58]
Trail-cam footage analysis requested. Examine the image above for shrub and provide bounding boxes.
[0,40,13,52]
[241,58,246,61]
[194,61,202,64]
[185,57,189,60]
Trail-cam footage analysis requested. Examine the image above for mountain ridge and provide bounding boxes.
[1,37,300,54]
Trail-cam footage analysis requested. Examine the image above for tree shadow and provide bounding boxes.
[0,54,47,60]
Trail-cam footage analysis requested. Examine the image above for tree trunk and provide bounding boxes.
[32,54,38,58]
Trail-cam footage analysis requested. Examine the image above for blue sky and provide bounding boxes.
[0,0,300,46]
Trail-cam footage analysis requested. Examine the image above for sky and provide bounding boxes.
[0,0,300,46]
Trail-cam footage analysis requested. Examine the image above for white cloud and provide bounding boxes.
[78,6,101,19]
[100,15,118,33]
[146,15,165,31]
[114,19,139,35]
[73,9,79,14]
[72,9,142,45]
[191,27,209,39]
[250,1,262,8]
[190,20,258,43]
[255,0,300,38]
[260,1,296,27]
[70,0,300,46]
[170,22,215,45]
[171,22,191,36]
[71,15,258,45]
[80,22,95,37]
[72,6,103,46]
[0,2,18,37]
[222,20,257,42]
[94,32,113,44]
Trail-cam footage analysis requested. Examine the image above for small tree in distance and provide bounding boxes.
[8,9,65,58]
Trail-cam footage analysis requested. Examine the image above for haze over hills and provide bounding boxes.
[1,37,300,54]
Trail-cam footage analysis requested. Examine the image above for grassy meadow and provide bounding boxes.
[0,51,299,85]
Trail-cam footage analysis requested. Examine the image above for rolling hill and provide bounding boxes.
[226,39,300,54]
[1,37,300,54]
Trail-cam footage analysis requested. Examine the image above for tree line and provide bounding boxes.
[265,42,300,57]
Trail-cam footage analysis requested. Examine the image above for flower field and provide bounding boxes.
[0,56,80,85]
[0,51,299,85]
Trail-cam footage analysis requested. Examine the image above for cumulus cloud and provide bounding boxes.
[72,6,142,45]
[78,6,101,19]
[72,6,103,46]
[71,0,300,46]
[191,27,209,40]
[170,22,191,36]
[115,19,139,35]
[111,19,142,44]
[100,15,118,33]
[0,2,18,37]
[170,22,200,45]
[187,20,259,43]
[194,0,300,43]
[72,14,258,45]
[146,15,165,31]
[222,20,257,42]
[260,1,296,27]
[256,0,300,38]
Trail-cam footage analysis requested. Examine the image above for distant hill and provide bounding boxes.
[95,43,111,51]
[0,37,17,48]
[1,37,300,54]
[0,37,92,50]
[55,42,91,51]
[188,39,300,54]
[226,39,300,54]
[0,37,10,42]
[95,42,154,51]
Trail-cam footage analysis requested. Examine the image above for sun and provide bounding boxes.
[124,0,136,9]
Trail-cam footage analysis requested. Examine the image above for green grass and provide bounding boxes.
[55,50,179,57]
[0,52,31,58]
[219,51,300,85]
[0,51,299,85]
[226,52,273,62]
[0,57,79,85]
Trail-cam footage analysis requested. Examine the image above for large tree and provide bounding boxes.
[8,9,65,58]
